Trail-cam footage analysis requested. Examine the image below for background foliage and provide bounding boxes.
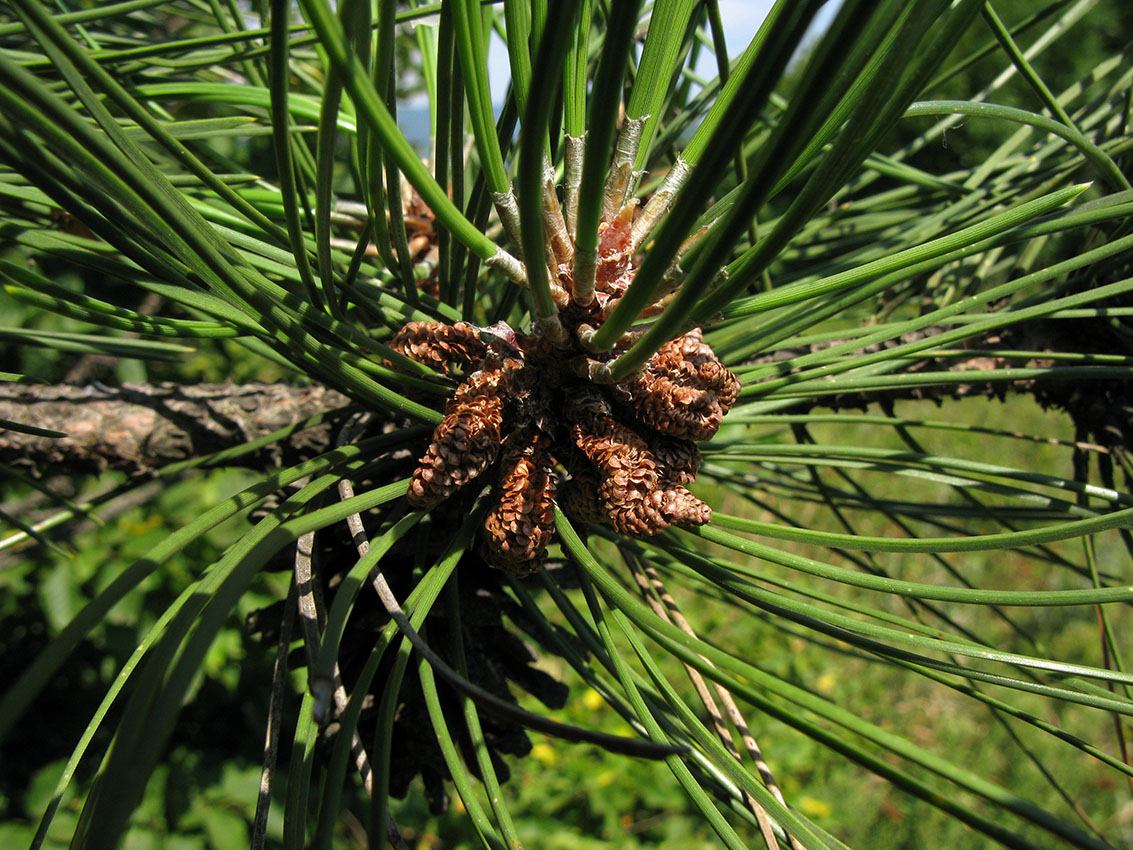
[1,0,1132,848]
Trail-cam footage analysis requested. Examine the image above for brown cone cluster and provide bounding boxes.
[391,317,738,573]
[556,465,609,527]
[648,433,702,484]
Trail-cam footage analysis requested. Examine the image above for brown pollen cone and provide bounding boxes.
[648,434,710,525]
[568,390,710,535]
[393,321,489,373]
[614,328,741,441]
[408,368,506,508]
[558,463,608,526]
[653,484,712,527]
[648,434,702,484]
[482,432,557,576]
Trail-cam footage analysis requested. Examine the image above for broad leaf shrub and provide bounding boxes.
[0,1,1131,848]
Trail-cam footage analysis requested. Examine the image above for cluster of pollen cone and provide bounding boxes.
[391,126,739,575]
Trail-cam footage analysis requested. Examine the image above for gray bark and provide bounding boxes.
[0,381,351,476]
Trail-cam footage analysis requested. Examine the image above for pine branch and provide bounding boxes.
[745,319,1132,451]
[0,381,352,475]
[3,311,1129,479]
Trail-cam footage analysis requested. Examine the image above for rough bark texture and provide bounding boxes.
[0,382,351,475]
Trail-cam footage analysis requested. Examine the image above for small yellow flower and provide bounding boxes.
[595,770,617,788]
[582,688,605,711]
[531,743,557,766]
[799,796,832,818]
